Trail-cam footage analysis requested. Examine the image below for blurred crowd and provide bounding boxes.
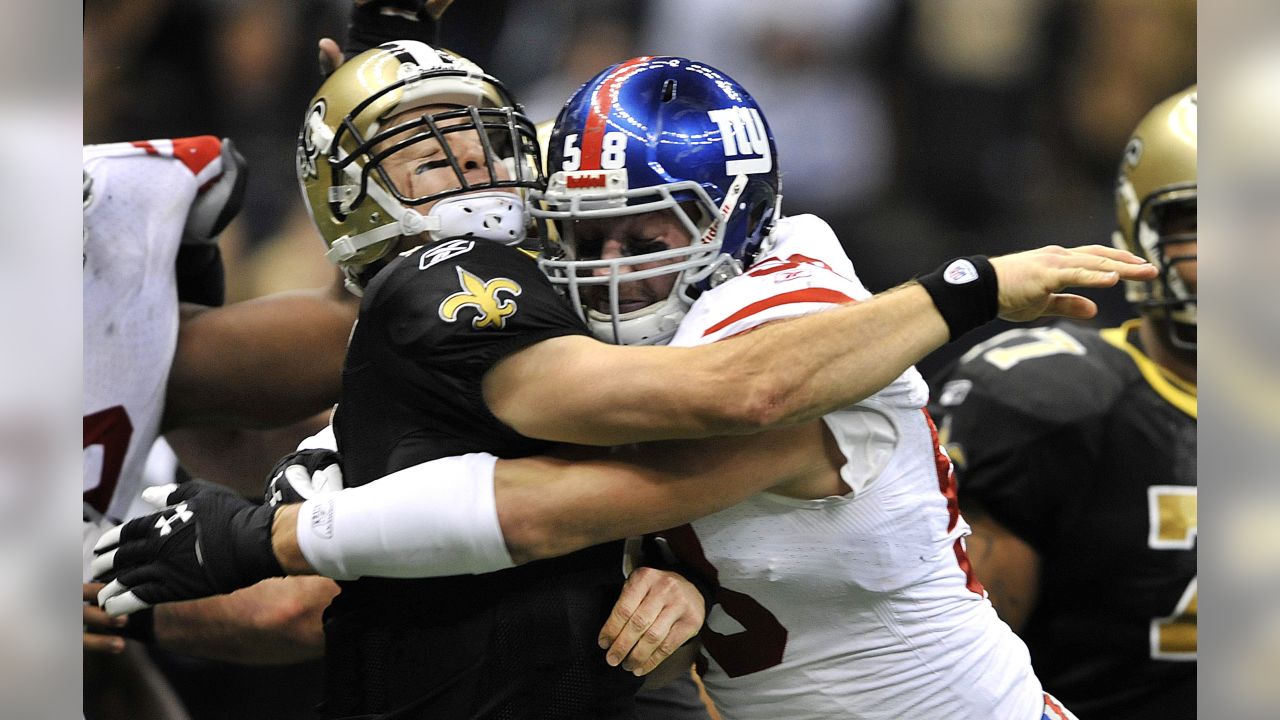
[83,0,1195,373]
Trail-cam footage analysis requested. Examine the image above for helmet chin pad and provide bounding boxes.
[425,192,526,246]
[586,295,688,346]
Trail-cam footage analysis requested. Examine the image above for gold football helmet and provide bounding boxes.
[296,41,543,293]
[1113,86,1197,347]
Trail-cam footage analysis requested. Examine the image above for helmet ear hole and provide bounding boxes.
[662,79,677,103]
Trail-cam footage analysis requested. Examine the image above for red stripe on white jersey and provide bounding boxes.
[701,287,856,337]
[169,136,223,181]
[579,56,651,170]
[128,136,222,184]
[1042,692,1079,720]
[923,408,985,596]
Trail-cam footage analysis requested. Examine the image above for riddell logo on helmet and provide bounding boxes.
[566,173,608,189]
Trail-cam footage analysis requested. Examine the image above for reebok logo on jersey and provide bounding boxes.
[943,259,979,284]
[418,239,476,271]
[438,267,522,329]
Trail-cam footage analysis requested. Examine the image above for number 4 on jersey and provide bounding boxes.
[1148,485,1196,660]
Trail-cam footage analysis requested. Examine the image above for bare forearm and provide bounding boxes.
[272,504,315,575]
[717,282,946,431]
[165,412,330,494]
[498,425,826,563]
[163,288,355,431]
[486,283,944,446]
[152,577,337,664]
[962,508,1042,632]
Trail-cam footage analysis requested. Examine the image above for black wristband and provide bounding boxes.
[915,256,999,342]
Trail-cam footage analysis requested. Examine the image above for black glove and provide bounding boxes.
[265,448,345,507]
[92,480,284,616]
[346,0,445,58]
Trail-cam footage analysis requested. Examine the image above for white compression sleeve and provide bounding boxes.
[294,453,513,580]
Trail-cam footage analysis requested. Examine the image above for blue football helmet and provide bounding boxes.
[535,56,781,345]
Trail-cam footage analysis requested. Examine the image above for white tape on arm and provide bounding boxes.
[294,453,512,580]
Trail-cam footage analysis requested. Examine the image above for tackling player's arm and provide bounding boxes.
[484,245,1156,446]
[84,577,337,663]
[147,577,337,664]
[958,499,1042,631]
[162,277,355,431]
[270,417,840,573]
[163,410,332,496]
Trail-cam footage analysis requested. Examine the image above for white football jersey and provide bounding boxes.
[82,137,225,578]
[667,215,1044,719]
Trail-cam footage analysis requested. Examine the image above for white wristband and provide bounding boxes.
[294,453,513,580]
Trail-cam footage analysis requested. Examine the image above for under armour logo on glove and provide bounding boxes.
[154,502,193,536]
[91,480,284,616]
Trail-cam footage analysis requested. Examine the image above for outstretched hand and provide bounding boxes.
[992,244,1157,322]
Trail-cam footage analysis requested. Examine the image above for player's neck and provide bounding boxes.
[1139,315,1196,386]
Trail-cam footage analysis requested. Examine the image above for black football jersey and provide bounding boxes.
[324,238,641,720]
[930,320,1196,720]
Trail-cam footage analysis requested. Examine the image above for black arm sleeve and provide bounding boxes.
[174,244,225,307]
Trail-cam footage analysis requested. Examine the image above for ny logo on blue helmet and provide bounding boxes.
[535,56,781,345]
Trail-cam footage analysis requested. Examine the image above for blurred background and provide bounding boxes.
[83,0,1196,379]
[80,2,1259,719]
[63,2,1280,719]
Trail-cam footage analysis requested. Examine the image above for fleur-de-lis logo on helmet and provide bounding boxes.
[438,267,522,329]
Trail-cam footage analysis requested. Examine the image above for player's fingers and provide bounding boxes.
[83,601,125,632]
[598,573,652,649]
[83,631,126,655]
[1069,244,1147,264]
[318,38,345,77]
[93,524,122,554]
[96,578,128,610]
[621,609,679,674]
[633,615,701,676]
[90,547,118,581]
[1058,267,1119,290]
[96,559,165,614]
[1042,294,1098,319]
[605,597,661,667]
[100,585,152,617]
[141,483,180,508]
[1111,260,1158,281]
[83,582,106,603]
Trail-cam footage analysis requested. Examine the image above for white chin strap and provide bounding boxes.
[325,192,527,266]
